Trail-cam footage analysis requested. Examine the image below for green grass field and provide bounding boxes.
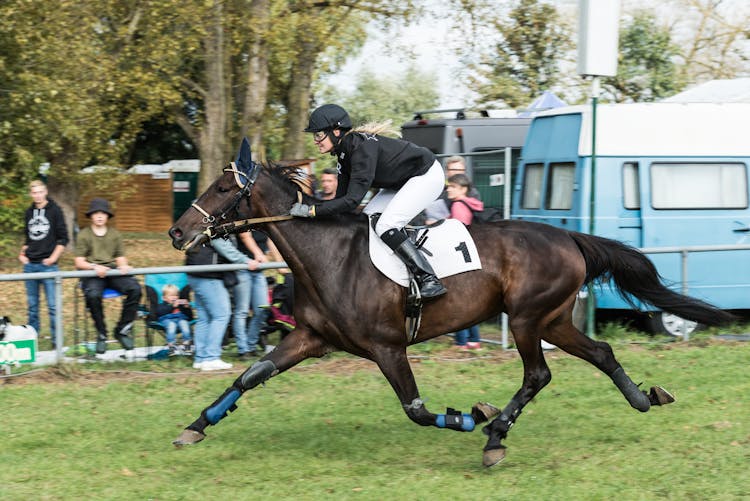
[1,341,749,500]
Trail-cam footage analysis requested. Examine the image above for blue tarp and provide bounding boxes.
[518,90,567,117]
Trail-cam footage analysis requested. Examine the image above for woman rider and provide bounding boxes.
[289,103,447,300]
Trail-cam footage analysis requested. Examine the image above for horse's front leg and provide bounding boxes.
[173,327,332,446]
[372,346,479,432]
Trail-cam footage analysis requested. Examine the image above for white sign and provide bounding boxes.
[489,174,505,186]
[577,0,621,77]
[173,180,191,193]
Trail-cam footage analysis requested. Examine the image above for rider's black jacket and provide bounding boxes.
[312,132,435,217]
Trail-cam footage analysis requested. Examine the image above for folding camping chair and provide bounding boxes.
[140,273,194,355]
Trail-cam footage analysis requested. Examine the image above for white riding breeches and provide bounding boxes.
[365,160,445,236]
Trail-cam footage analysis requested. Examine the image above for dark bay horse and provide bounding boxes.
[168,140,734,467]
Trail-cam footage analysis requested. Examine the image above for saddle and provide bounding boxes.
[367,215,482,341]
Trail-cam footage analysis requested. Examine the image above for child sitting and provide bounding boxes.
[154,284,193,355]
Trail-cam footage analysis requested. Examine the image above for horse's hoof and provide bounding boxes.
[482,446,507,467]
[471,402,501,424]
[173,429,206,447]
[649,386,675,406]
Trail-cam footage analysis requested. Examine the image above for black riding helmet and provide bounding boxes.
[304,104,352,133]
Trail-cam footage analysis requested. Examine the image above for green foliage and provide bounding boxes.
[603,10,686,102]
[467,0,572,109]
[0,178,27,254]
[324,65,440,129]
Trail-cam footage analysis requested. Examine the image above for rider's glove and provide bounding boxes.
[290,202,315,218]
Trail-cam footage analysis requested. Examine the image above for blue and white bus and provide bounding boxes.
[512,102,750,335]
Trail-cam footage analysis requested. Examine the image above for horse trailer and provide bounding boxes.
[401,110,531,210]
[512,102,750,334]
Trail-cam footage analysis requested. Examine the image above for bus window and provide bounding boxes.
[546,162,575,210]
[623,162,640,209]
[522,163,544,209]
[651,162,748,209]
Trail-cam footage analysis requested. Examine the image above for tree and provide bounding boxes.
[465,0,572,109]
[324,66,440,127]
[602,11,685,102]
[672,0,750,82]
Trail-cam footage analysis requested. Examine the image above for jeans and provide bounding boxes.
[455,324,480,346]
[160,319,192,345]
[231,270,269,353]
[188,275,230,363]
[246,270,269,350]
[24,262,58,342]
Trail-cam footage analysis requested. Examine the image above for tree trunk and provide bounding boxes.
[241,0,271,162]
[198,0,228,193]
[281,39,317,160]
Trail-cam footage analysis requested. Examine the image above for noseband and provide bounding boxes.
[191,161,294,239]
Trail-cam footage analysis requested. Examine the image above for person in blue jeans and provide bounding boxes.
[18,180,69,348]
[213,231,269,360]
[186,242,233,371]
[454,324,481,350]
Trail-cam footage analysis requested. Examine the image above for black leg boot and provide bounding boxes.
[380,228,447,300]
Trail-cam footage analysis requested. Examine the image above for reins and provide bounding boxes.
[192,163,300,239]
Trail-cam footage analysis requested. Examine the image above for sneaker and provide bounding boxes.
[466,342,482,350]
[192,361,204,369]
[200,359,233,371]
[168,345,177,357]
[114,323,135,350]
[96,338,107,354]
[181,341,193,354]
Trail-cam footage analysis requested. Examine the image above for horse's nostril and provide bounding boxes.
[170,227,183,239]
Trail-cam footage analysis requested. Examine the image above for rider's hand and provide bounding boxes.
[290,202,314,218]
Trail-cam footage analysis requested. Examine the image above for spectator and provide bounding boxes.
[446,174,484,350]
[213,232,268,361]
[424,156,482,224]
[315,168,338,200]
[73,198,141,355]
[446,173,484,226]
[18,180,69,348]
[154,284,193,355]
[185,240,234,371]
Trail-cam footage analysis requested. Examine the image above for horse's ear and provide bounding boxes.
[235,137,252,171]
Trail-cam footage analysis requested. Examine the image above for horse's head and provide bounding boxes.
[169,138,260,251]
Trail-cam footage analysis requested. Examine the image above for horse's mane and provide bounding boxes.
[263,162,367,226]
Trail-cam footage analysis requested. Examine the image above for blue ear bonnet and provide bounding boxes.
[235,137,259,184]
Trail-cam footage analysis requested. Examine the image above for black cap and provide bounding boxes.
[85,198,114,218]
[304,104,352,132]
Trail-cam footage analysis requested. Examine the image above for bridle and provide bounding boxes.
[190,161,294,239]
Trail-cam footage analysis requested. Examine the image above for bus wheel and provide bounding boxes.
[645,312,699,337]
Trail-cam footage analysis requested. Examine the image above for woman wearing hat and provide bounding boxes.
[290,104,447,300]
[74,198,142,354]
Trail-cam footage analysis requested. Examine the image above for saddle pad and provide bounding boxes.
[368,220,482,287]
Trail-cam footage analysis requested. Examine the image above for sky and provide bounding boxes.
[326,0,750,110]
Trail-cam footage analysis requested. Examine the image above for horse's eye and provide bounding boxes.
[218,185,231,193]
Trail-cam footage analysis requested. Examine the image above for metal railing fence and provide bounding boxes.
[0,262,287,363]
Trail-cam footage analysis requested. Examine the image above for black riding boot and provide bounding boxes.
[380,228,447,300]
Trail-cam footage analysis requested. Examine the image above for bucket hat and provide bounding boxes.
[85,198,115,218]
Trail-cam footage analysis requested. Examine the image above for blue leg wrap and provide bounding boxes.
[205,388,242,425]
[435,408,475,432]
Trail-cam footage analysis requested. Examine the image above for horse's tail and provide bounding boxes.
[569,232,735,326]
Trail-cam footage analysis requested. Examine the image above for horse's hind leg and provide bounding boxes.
[543,317,675,411]
[372,346,476,432]
[173,327,332,446]
[482,321,553,467]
